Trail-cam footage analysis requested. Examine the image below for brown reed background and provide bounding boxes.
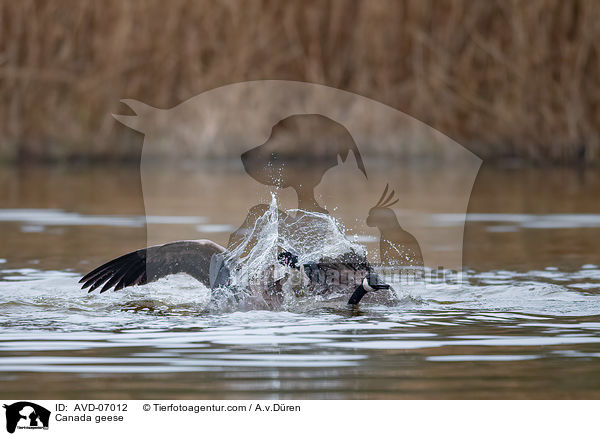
[1,0,599,163]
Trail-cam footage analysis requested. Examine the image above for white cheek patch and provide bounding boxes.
[362,277,374,292]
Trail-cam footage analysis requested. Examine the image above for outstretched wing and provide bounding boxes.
[80,240,226,293]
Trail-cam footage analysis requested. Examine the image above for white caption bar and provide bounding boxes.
[1,400,598,436]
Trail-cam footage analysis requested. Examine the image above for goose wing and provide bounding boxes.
[80,239,226,293]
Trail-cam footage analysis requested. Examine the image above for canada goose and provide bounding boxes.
[277,250,391,305]
[80,239,390,306]
[366,184,424,268]
[80,115,392,305]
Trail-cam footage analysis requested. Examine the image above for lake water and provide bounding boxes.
[1,163,599,399]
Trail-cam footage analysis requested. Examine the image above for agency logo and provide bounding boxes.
[3,402,50,434]
[111,81,480,274]
[79,80,481,308]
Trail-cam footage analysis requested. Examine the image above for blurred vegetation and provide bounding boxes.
[0,0,599,163]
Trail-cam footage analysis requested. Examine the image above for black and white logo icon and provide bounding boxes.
[3,402,50,434]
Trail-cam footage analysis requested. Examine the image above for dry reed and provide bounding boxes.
[0,0,599,163]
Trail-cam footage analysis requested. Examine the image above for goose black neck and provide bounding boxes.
[348,284,368,305]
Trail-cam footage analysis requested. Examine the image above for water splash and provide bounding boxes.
[214,194,368,310]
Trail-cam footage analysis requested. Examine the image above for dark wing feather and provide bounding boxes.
[80,240,226,293]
